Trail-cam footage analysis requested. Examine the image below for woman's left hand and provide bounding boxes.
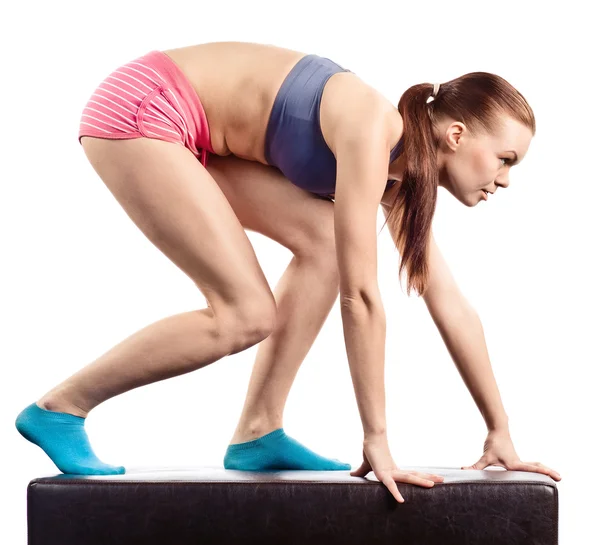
[461,429,562,482]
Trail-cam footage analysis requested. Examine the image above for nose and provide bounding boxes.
[495,177,510,189]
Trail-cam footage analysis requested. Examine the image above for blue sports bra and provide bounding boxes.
[264,54,404,201]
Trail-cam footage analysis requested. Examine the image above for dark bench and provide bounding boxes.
[25,466,558,544]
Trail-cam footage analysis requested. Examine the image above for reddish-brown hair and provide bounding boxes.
[383,72,536,297]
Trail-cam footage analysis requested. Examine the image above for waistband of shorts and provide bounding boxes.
[138,50,215,154]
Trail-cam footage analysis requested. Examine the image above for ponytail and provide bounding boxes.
[383,72,535,297]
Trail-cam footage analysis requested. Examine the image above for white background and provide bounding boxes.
[2,0,598,543]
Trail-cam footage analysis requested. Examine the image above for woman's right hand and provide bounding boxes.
[350,435,445,503]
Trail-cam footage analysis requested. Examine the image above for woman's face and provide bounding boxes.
[436,115,533,206]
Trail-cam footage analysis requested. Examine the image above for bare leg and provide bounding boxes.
[33,137,280,417]
[199,154,342,448]
[15,137,278,475]
[230,253,339,443]
[36,308,250,418]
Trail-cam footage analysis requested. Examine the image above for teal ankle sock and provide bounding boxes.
[224,428,351,471]
[15,402,125,475]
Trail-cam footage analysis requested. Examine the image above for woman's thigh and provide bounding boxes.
[80,136,277,336]
[206,154,337,260]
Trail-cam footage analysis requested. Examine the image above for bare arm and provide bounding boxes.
[331,107,396,440]
[382,204,510,431]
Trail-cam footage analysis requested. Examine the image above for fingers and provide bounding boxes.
[414,471,445,483]
[397,471,437,487]
[518,462,562,481]
[350,460,371,478]
[380,471,444,504]
[380,475,404,503]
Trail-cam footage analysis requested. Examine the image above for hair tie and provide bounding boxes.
[426,83,441,106]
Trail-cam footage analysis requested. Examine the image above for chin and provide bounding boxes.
[451,190,477,208]
[460,193,479,208]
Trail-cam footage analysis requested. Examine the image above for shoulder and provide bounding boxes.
[320,72,403,156]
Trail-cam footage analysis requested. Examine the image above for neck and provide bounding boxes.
[382,150,445,207]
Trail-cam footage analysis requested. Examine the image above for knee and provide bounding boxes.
[214,297,278,355]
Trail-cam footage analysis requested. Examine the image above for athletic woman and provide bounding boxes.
[15,41,560,503]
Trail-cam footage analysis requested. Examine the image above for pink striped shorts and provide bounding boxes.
[78,50,214,167]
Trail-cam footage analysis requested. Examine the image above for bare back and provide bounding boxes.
[162,42,305,163]
[162,42,398,165]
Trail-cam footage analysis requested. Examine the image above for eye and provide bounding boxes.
[500,158,512,167]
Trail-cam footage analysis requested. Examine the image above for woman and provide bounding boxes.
[15,41,560,504]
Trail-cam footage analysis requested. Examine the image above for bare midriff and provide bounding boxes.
[161,42,307,165]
